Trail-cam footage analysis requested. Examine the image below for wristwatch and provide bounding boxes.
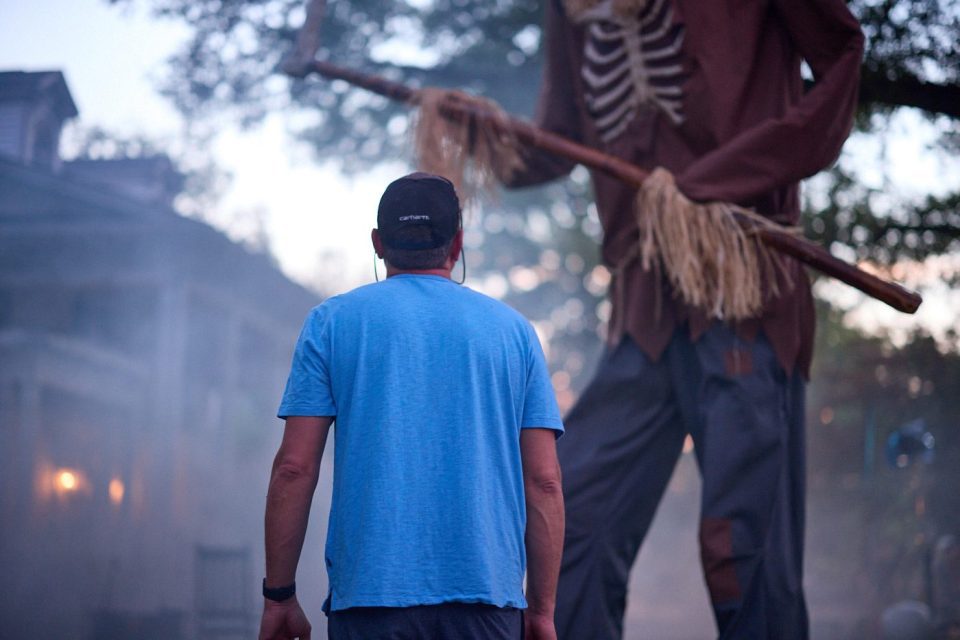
[262,578,296,602]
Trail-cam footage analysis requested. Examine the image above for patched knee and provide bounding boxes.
[700,517,742,604]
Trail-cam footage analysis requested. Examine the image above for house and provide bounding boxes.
[0,70,322,638]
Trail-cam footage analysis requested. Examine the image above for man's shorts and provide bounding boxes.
[327,602,522,640]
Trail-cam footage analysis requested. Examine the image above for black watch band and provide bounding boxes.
[262,578,296,602]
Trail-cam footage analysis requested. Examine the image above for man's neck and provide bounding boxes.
[385,266,451,279]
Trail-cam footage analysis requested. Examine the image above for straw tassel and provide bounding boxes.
[636,168,791,320]
[412,88,526,205]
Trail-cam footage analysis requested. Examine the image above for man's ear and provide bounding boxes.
[371,228,385,258]
[447,229,464,268]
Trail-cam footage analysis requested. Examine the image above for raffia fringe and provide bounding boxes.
[637,168,791,320]
[412,88,525,206]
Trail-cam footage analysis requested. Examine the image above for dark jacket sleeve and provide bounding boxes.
[503,0,582,188]
[675,0,864,206]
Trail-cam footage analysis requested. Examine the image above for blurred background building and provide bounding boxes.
[0,70,320,639]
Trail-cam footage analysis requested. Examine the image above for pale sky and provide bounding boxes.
[1,0,956,339]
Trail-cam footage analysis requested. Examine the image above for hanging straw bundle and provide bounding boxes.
[412,88,526,206]
[636,168,790,320]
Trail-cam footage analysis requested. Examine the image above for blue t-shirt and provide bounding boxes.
[277,274,563,612]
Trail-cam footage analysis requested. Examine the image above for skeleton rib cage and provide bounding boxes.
[575,0,686,142]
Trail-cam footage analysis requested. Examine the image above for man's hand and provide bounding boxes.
[524,611,557,640]
[258,597,312,640]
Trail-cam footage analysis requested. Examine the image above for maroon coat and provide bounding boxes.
[508,0,864,377]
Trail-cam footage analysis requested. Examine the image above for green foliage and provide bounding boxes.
[855,0,960,87]
[108,0,545,169]
[109,0,960,264]
[804,164,960,269]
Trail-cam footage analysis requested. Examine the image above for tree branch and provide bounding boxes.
[879,223,960,239]
[858,68,960,119]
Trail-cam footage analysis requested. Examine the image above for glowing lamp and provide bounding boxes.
[55,469,79,493]
[109,478,125,505]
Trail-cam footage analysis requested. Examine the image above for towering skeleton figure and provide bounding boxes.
[503,0,865,637]
[578,0,686,140]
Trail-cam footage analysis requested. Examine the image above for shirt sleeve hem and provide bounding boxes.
[277,405,336,419]
[520,420,564,432]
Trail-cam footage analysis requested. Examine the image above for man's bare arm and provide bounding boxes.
[259,416,332,640]
[521,428,564,639]
[265,415,332,587]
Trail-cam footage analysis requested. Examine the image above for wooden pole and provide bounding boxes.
[280,0,327,77]
[297,59,922,315]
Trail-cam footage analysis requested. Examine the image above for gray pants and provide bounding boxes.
[555,325,808,639]
[327,603,522,640]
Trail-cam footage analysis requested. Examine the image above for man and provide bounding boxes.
[257,172,565,640]
[502,0,864,638]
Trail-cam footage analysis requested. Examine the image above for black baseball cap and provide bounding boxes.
[377,172,461,250]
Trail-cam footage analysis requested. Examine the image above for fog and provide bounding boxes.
[2,71,958,640]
